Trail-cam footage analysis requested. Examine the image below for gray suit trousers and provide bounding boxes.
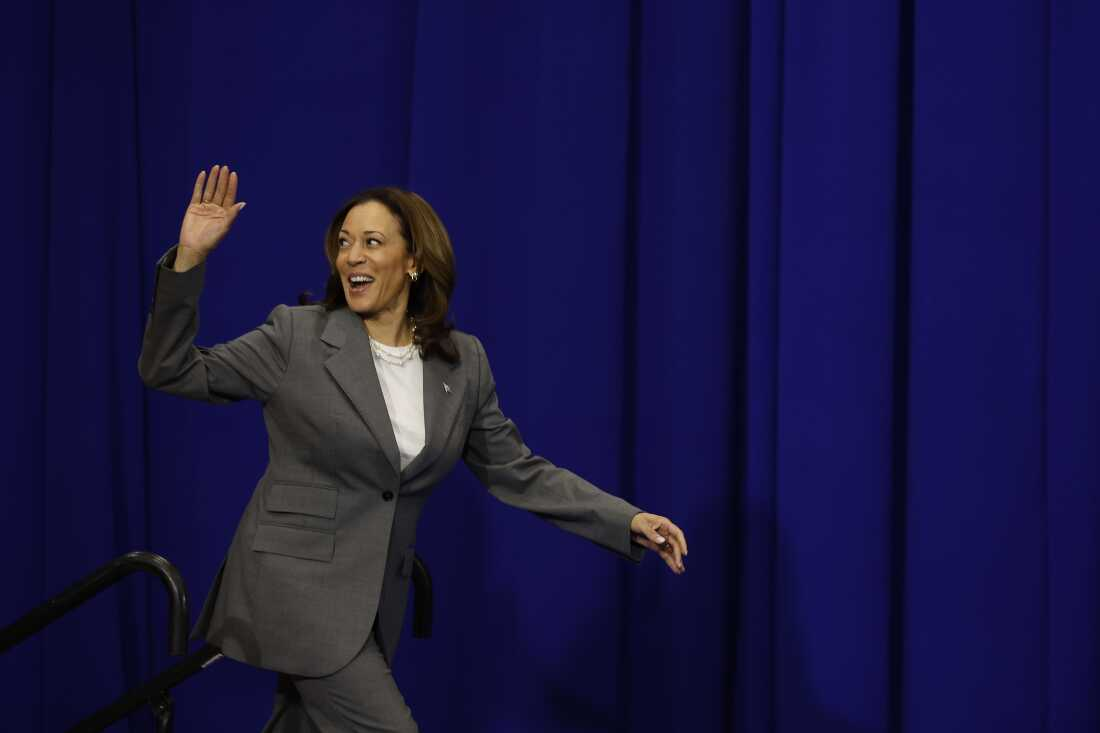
[261,630,417,733]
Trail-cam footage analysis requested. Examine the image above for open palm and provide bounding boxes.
[179,164,246,257]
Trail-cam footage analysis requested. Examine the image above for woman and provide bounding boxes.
[139,164,689,732]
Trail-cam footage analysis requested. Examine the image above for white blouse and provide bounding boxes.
[369,339,425,470]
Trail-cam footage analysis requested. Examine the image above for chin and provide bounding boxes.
[343,291,373,314]
[349,306,376,318]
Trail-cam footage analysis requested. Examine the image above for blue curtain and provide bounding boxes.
[3,1,1099,731]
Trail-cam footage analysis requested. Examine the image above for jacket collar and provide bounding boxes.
[321,308,465,482]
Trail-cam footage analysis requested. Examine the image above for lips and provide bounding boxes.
[347,273,374,294]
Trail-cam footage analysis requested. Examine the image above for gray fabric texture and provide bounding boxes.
[138,246,645,677]
[261,632,417,733]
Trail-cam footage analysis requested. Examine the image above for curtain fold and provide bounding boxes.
[3,1,1098,731]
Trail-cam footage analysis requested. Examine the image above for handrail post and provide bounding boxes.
[151,690,174,733]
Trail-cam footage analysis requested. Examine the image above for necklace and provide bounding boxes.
[370,337,418,366]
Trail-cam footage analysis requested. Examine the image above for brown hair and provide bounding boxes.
[309,187,459,364]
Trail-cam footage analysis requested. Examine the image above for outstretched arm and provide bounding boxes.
[462,335,688,574]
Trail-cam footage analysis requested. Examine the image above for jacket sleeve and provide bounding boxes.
[137,246,292,403]
[461,335,645,563]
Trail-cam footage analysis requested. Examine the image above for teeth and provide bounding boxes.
[350,275,372,284]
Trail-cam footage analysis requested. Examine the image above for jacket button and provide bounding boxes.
[382,491,395,501]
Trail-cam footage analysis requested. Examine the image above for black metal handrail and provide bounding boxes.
[3,550,432,732]
[0,551,189,657]
[69,643,223,733]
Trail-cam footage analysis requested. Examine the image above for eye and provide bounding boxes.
[337,238,350,249]
[367,237,382,247]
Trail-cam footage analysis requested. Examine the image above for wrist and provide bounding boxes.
[174,244,207,272]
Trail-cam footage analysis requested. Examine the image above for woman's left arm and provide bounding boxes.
[461,336,687,574]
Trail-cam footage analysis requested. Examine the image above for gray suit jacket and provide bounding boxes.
[138,247,644,677]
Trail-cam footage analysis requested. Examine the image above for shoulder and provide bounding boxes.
[448,329,485,364]
[277,303,328,324]
[283,303,328,318]
[258,303,327,341]
[446,330,494,383]
[261,303,326,318]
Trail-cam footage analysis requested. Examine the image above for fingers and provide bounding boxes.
[633,513,687,574]
[633,536,664,554]
[665,521,688,557]
[190,170,205,205]
[661,529,683,571]
[635,515,668,547]
[224,170,239,208]
[636,536,683,574]
[202,164,219,202]
[195,164,242,211]
[661,545,684,574]
[650,517,687,559]
[213,164,231,206]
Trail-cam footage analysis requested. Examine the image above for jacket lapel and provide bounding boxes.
[321,309,402,477]
[401,344,466,482]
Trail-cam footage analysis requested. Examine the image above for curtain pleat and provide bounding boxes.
[2,2,1098,731]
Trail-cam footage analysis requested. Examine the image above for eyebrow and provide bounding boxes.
[338,229,387,239]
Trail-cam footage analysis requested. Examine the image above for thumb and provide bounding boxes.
[640,517,666,545]
[234,202,247,213]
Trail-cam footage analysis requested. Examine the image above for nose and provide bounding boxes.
[347,242,367,265]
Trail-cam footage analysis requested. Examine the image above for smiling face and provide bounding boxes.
[334,200,416,322]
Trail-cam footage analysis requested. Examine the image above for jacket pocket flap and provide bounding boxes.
[253,523,335,562]
[266,483,338,518]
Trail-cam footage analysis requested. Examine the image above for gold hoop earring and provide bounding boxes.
[408,271,420,283]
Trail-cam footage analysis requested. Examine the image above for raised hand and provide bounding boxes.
[176,164,246,271]
[631,512,688,575]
